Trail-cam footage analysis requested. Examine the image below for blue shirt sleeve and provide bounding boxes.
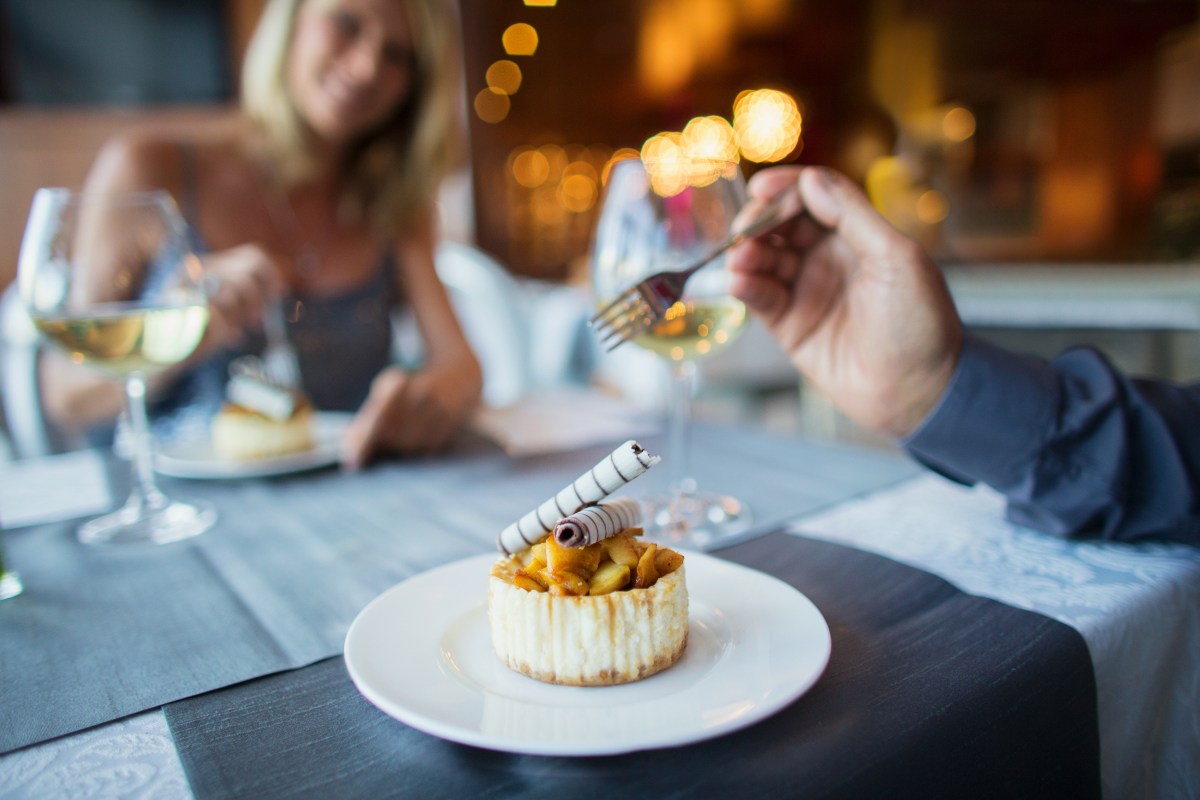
[902,334,1200,545]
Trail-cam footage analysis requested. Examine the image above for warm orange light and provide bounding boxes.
[474,88,510,123]
[486,60,523,95]
[641,132,689,197]
[733,89,802,163]
[601,149,641,184]
[558,172,598,213]
[503,23,539,56]
[638,5,695,97]
[524,0,557,5]
[942,106,976,142]
[642,120,740,196]
[740,0,789,32]
[532,190,565,226]
[511,148,550,188]
[915,189,949,224]
[686,0,735,61]
[537,144,568,182]
[865,156,926,236]
[681,115,739,184]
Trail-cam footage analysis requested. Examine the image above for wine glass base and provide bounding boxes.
[78,499,217,547]
[642,490,753,549]
[0,571,23,600]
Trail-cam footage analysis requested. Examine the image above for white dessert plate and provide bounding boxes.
[154,412,352,480]
[343,551,831,756]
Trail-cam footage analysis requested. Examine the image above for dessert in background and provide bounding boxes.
[211,372,314,460]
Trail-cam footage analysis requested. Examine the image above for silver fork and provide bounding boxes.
[590,186,805,352]
[230,299,301,388]
[259,298,301,387]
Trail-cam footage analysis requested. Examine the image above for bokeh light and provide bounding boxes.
[916,189,950,224]
[942,106,976,142]
[641,132,690,197]
[558,161,599,213]
[733,88,802,163]
[680,116,739,186]
[537,143,568,181]
[640,115,741,196]
[474,88,511,124]
[510,147,550,188]
[503,23,539,56]
[601,148,641,185]
[486,60,523,95]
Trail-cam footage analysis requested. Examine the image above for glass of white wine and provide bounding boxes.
[18,189,216,546]
[591,157,752,548]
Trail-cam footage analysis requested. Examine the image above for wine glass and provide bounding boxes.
[18,188,216,546]
[590,157,752,548]
[0,537,22,600]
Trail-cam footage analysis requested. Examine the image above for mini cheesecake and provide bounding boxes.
[211,374,313,460]
[488,552,688,686]
[211,400,314,460]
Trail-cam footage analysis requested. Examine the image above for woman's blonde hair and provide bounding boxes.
[240,0,466,236]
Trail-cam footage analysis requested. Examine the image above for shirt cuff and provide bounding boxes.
[901,334,1059,491]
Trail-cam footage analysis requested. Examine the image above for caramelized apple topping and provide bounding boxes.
[491,529,683,595]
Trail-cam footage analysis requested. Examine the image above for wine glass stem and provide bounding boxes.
[125,374,168,512]
[667,359,698,499]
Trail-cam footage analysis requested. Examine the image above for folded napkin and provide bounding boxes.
[0,449,113,529]
[471,386,658,457]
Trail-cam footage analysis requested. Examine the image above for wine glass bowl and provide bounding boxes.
[591,157,752,548]
[19,188,216,546]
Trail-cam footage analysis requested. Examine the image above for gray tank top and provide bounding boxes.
[150,145,400,441]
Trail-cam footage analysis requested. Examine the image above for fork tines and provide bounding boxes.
[590,287,661,351]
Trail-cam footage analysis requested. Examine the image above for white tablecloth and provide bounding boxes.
[796,474,1200,800]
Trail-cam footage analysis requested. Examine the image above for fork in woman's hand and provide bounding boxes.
[259,298,301,387]
[229,299,301,388]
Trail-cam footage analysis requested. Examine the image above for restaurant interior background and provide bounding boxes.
[2,0,1200,445]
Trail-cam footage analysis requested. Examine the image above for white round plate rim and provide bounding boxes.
[343,550,831,756]
[154,411,352,479]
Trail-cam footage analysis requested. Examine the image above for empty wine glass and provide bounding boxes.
[19,189,216,545]
[591,157,752,548]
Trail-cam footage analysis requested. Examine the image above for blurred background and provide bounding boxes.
[2,0,1200,445]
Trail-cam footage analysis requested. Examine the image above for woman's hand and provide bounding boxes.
[728,166,963,438]
[199,244,285,352]
[340,364,479,469]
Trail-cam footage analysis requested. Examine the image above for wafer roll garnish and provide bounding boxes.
[553,497,642,548]
[496,440,660,555]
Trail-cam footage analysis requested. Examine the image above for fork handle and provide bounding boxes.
[683,187,805,279]
[262,298,289,346]
[731,185,805,245]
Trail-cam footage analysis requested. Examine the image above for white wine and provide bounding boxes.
[634,299,748,361]
[34,302,210,378]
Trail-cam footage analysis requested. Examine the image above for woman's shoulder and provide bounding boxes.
[87,119,248,195]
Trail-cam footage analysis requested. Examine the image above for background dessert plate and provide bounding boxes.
[155,411,352,480]
[344,551,831,756]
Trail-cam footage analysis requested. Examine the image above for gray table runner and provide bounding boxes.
[166,532,1101,799]
[0,424,919,753]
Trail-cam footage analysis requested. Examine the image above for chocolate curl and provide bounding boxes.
[553,497,642,548]
[496,440,660,555]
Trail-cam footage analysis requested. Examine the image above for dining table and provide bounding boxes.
[1,413,1198,800]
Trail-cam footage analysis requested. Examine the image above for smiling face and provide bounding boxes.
[286,0,417,147]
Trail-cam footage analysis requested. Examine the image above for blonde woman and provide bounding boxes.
[41,0,482,467]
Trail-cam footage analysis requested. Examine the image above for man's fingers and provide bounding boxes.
[799,167,901,261]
